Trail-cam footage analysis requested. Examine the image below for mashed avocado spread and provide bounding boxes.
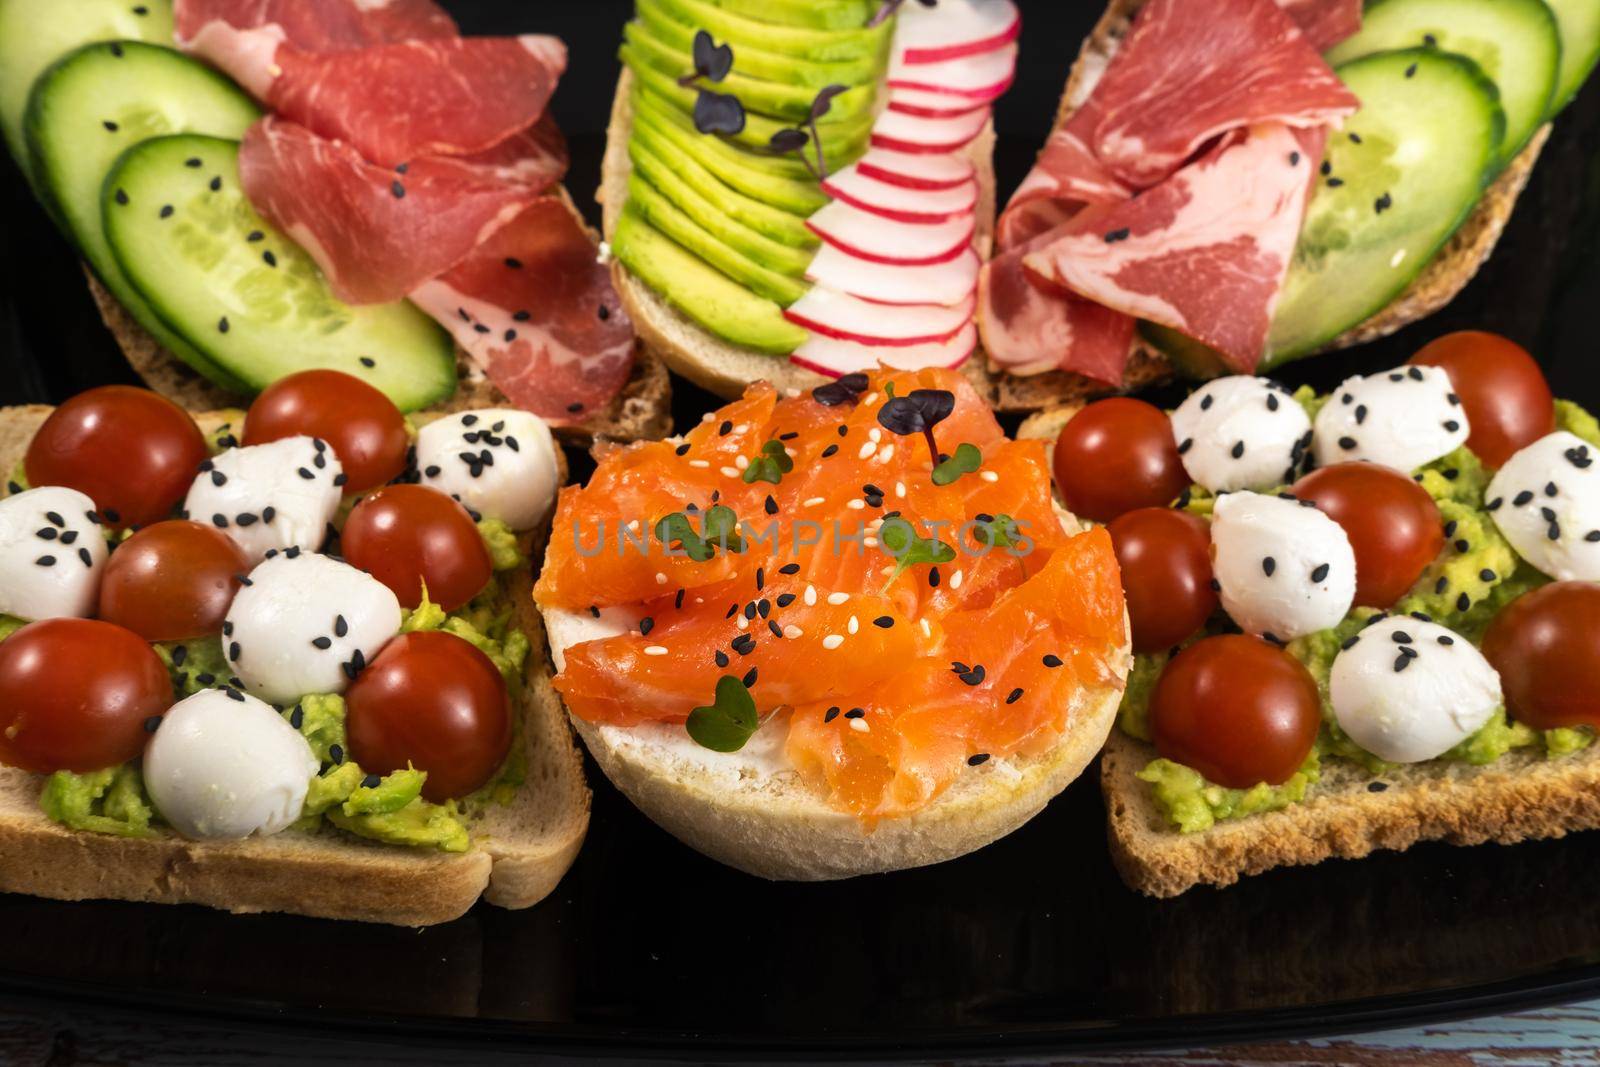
[29,521,531,849]
[1122,396,1600,833]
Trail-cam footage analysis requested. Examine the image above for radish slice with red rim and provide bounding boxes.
[784,286,975,346]
[888,87,990,118]
[791,323,977,377]
[805,243,979,307]
[821,165,978,224]
[894,0,1021,66]
[854,148,975,191]
[887,43,1017,101]
[870,106,990,155]
[807,200,974,266]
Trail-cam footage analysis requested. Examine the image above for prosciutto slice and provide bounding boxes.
[410,199,637,422]
[175,0,457,53]
[1274,0,1363,50]
[978,238,1135,383]
[1022,124,1324,371]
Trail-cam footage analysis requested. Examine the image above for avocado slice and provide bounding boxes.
[614,204,809,355]
[706,0,878,32]
[633,91,827,222]
[629,137,815,274]
[638,0,887,88]
[660,0,890,57]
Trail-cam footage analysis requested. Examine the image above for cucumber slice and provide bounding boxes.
[0,0,174,187]
[1264,50,1504,367]
[1547,0,1600,114]
[1324,0,1558,163]
[25,41,260,389]
[103,135,456,411]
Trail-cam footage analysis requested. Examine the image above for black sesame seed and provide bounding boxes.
[1006,688,1024,705]
[674,444,691,457]
[143,715,161,733]
[329,744,344,765]
[312,636,332,649]
[765,495,779,516]
[228,641,240,661]
[1514,490,1534,507]
[768,619,784,638]
[873,616,894,629]
[1367,781,1389,793]
[824,706,840,723]
[1341,634,1361,650]
[1394,653,1412,672]
[1435,576,1449,594]
[1177,438,1193,455]
[967,753,991,766]
[1043,654,1063,668]
[35,527,56,540]
[391,180,406,198]
[34,555,55,567]
[1327,177,1344,187]
[1455,539,1470,553]
[1231,441,1245,459]
[1355,404,1368,425]
[1548,522,1562,541]
[1392,630,1413,644]
[1311,563,1330,583]
[1338,436,1358,451]
[821,444,839,458]
[1438,635,1455,646]
[732,633,756,655]
[742,667,758,688]
[1457,592,1471,612]
[1587,531,1600,543]
[1405,62,1417,77]
[778,562,800,575]
[845,708,865,719]
[1443,420,1460,433]
[756,598,769,618]
[714,649,729,667]
[223,686,244,702]
[719,420,733,436]
[1200,394,1214,411]
[777,593,797,608]
[114,187,129,205]
[1262,556,1276,577]
[1479,568,1497,583]
[212,513,228,528]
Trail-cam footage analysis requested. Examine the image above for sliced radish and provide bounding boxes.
[894,0,1021,66]
[887,43,1017,101]
[821,164,977,224]
[888,86,989,118]
[807,200,974,266]
[806,243,979,307]
[784,286,975,346]
[792,323,977,377]
[854,148,975,191]
[869,106,990,155]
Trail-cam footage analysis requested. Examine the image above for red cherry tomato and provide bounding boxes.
[1108,507,1217,653]
[243,370,408,492]
[1482,582,1600,730]
[1149,634,1321,788]
[1410,331,1554,469]
[24,386,207,528]
[98,520,250,642]
[345,631,511,802]
[1051,398,1190,524]
[1291,463,1444,609]
[0,619,171,773]
[341,485,492,612]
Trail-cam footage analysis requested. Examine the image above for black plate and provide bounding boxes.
[1,2,1599,1058]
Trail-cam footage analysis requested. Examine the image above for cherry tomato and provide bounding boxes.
[1051,398,1190,523]
[1149,634,1321,788]
[1482,582,1600,730]
[1410,331,1554,469]
[98,520,250,642]
[24,386,207,528]
[1108,508,1217,653]
[0,619,171,773]
[243,370,408,492]
[345,631,511,802]
[341,485,492,612]
[1291,463,1444,609]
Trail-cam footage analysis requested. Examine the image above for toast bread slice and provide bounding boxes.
[82,186,673,445]
[988,0,1551,413]
[0,405,590,926]
[600,67,1003,404]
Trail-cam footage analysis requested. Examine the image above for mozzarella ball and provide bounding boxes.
[415,409,559,530]
[1486,431,1600,581]
[1210,491,1357,642]
[223,552,401,705]
[1170,376,1312,492]
[1330,616,1501,763]
[144,687,319,840]
[1313,366,1469,472]
[0,487,107,620]
[183,436,343,564]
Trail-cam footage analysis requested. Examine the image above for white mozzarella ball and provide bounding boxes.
[1313,366,1469,472]
[1169,376,1312,492]
[415,409,559,530]
[183,436,343,564]
[144,687,319,840]
[0,487,108,620]
[1330,616,1501,763]
[1210,491,1357,642]
[223,552,400,705]
[1486,431,1600,581]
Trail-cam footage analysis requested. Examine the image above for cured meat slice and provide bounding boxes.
[174,0,457,53]
[1078,0,1356,188]
[1021,124,1325,372]
[977,235,1136,383]
[409,198,637,424]
[995,105,1131,251]
[239,118,559,305]
[1274,0,1363,49]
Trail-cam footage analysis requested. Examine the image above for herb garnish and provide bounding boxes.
[742,439,794,485]
[879,516,956,590]
[655,504,745,561]
[680,30,745,135]
[973,513,1022,549]
[868,0,938,28]
[813,372,870,407]
[768,84,848,179]
[931,442,982,486]
[877,388,956,468]
[686,675,760,752]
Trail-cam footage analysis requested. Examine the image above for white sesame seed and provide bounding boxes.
[827,591,849,605]
[980,470,999,482]
[627,518,642,534]
[822,634,845,650]
[847,499,866,510]
[720,466,739,478]
[735,455,748,470]
[655,572,668,585]
[804,496,826,507]
[733,423,749,435]
[863,537,878,549]
[737,614,749,630]
[784,387,801,398]
[1390,248,1407,268]
[688,459,710,469]
[950,569,964,590]
[869,428,882,443]
[876,444,895,464]
[783,625,803,639]
[701,412,714,423]
[849,717,870,733]
[920,618,931,638]
[858,441,877,459]
[644,645,668,656]
[863,393,878,406]
[804,584,817,606]
[895,481,906,498]
[847,615,859,634]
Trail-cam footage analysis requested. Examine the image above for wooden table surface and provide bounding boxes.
[4,996,1600,1065]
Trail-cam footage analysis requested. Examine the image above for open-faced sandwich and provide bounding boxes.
[0,370,588,925]
[0,0,668,439]
[1020,331,1600,896]
[981,0,1600,411]
[535,366,1130,879]
[600,0,1017,398]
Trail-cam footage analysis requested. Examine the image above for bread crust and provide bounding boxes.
[0,405,590,926]
[987,0,1550,413]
